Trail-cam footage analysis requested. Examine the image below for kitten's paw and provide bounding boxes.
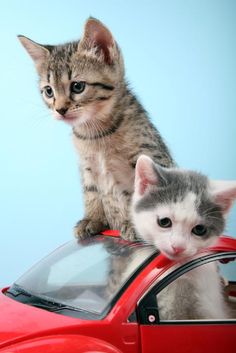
[74,219,108,239]
[120,223,137,241]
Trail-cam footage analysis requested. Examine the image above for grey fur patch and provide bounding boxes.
[136,168,208,211]
[197,199,225,236]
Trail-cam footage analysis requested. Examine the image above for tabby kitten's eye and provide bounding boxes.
[44,86,54,98]
[158,217,172,228]
[71,81,86,94]
[192,225,207,236]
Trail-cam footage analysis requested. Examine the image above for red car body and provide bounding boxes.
[0,231,236,353]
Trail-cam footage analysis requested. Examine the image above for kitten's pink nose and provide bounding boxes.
[172,246,185,255]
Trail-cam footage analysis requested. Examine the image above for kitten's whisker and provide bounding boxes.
[206,216,223,221]
[201,210,222,217]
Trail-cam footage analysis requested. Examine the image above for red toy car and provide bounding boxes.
[0,231,236,353]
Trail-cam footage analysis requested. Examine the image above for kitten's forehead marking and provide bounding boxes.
[156,192,199,224]
[46,46,76,85]
[49,69,69,87]
[173,192,199,223]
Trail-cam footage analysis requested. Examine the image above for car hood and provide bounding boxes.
[0,288,85,349]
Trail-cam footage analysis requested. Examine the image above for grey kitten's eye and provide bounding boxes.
[158,217,172,228]
[44,86,54,98]
[71,81,86,94]
[192,225,207,236]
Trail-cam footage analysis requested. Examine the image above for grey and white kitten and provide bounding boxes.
[18,18,175,241]
[132,155,236,319]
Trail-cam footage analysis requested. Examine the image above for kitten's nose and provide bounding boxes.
[172,246,185,255]
[56,107,68,116]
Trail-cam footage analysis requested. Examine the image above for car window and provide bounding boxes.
[13,236,156,318]
[47,243,108,286]
[156,255,236,322]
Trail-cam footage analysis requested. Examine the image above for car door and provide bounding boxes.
[137,252,236,353]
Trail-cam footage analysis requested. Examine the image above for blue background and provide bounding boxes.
[0,0,235,287]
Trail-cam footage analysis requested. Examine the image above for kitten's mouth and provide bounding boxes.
[162,249,186,260]
[62,115,78,125]
[163,248,197,261]
[54,112,78,125]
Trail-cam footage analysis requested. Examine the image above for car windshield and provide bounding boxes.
[11,236,156,318]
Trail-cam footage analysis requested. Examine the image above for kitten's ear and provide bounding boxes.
[210,180,236,214]
[18,35,50,67]
[135,155,160,196]
[78,17,116,64]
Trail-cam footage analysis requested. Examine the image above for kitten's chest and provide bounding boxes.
[73,136,134,194]
[88,151,134,194]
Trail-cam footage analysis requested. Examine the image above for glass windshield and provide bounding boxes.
[12,236,156,318]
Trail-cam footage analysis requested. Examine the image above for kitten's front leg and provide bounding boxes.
[75,167,108,239]
[102,193,137,241]
[75,192,109,239]
[120,220,137,242]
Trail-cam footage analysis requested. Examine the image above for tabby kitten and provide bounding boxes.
[132,155,236,320]
[18,18,174,240]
